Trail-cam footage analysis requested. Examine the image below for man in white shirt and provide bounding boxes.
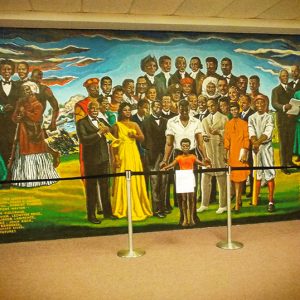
[160,100,209,224]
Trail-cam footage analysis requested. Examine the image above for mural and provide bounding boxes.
[0,28,299,243]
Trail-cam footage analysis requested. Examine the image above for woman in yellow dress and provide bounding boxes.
[111,102,152,221]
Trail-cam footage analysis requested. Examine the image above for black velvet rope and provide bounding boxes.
[0,165,299,185]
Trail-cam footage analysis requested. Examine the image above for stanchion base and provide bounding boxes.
[117,248,145,258]
[216,241,244,250]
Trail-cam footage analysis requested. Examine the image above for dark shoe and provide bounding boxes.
[97,210,103,215]
[267,203,275,213]
[154,212,166,218]
[282,169,291,175]
[104,215,118,220]
[88,217,101,224]
[1,183,11,190]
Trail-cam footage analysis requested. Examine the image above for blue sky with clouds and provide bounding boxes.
[0,29,299,105]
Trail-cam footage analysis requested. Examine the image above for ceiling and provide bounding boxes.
[0,0,300,34]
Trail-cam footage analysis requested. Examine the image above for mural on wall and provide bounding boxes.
[0,28,299,243]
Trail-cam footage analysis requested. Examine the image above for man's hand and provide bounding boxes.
[4,104,14,112]
[284,103,292,111]
[159,160,167,169]
[99,125,109,135]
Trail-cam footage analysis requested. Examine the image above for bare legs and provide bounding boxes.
[233,182,243,211]
[181,192,195,227]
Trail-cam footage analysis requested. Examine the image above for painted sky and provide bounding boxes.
[0,28,299,106]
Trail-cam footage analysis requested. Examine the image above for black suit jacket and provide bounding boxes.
[76,116,109,166]
[194,110,210,122]
[131,113,143,127]
[154,72,172,99]
[192,70,205,95]
[271,84,294,117]
[288,80,300,93]
[169,70,192,86]
[221,74,238,87]
[141,115,167,165]
[161,110,178,120]
[240,108,255,122]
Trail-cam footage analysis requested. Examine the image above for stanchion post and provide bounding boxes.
[216,166,244,250]
[252,154,258,206]
[117,170,145,258]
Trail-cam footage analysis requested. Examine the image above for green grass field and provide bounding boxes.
[0,148,299,243]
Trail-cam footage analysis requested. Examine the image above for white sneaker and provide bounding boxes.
[197,206,208,213]
[216,207,227,214]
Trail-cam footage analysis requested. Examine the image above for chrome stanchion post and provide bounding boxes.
[117,170,145,258]
[217,166,243,250]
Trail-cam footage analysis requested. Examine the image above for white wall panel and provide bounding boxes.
[175,0,233,17]
[31,0,81,12]
[258,0,300,20]
[83,0,133,13]
[220,0,279,19]
[130,0,182,15]
[0,0,31,11]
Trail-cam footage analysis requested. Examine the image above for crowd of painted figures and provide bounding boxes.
[0,57,299,226]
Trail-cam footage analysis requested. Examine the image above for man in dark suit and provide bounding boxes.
[205,57,222,80]
[271,69,296,174]
[135,76,148,100]
[189,57,205,96]
[161,95,178,119]
[141,100,168,217]
[16,61,30,85]
[169,56,192,86]
[239,94,255,197]
[76,101,113,224]
[99,76,112,103]
[288,65,300,92]
[221,57,238,87]
[0,60,19,166]
[154,55,172,99]
[194,95,210,122]
[140,55,158,87]
[237,75,248,96]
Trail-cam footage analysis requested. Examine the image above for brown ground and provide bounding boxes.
[0,220,299,300]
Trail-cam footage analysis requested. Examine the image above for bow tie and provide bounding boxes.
[223,75,230,79]
[2,80,11,85]
[153,116,161,120]
[92,118,98,121]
